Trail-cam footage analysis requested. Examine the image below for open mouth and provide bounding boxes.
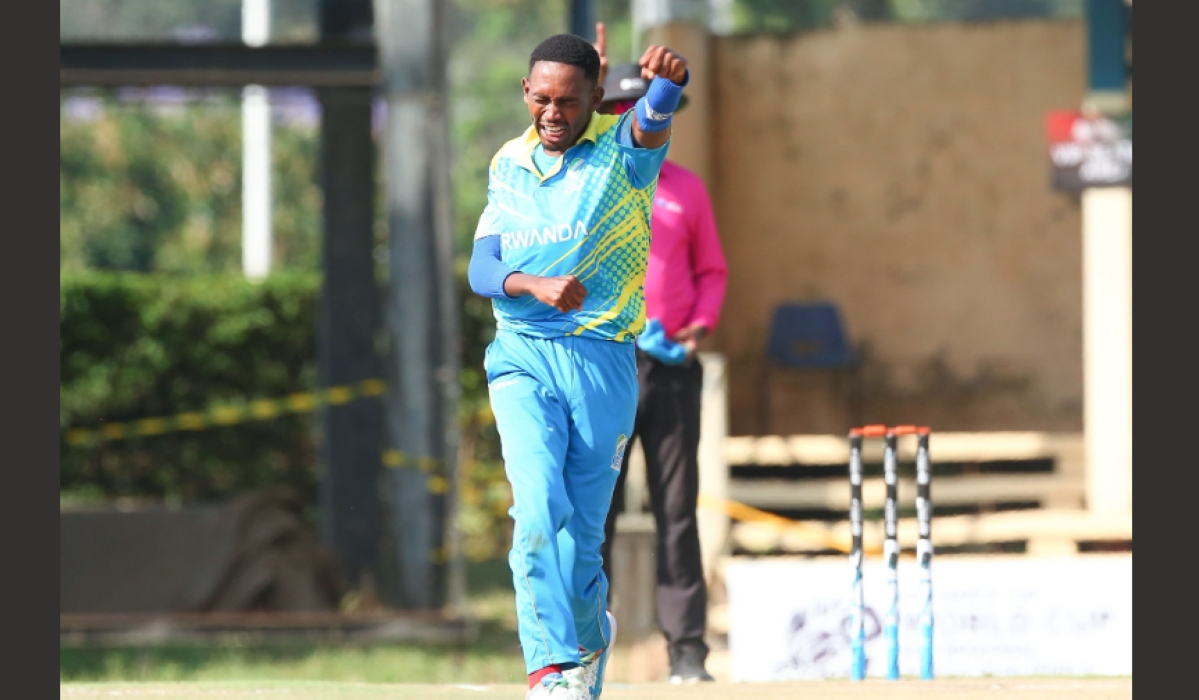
[540,123,568,141]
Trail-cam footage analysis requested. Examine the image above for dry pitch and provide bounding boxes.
[60,678,1132,699]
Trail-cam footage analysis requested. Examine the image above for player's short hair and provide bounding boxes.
[528,34,601,85]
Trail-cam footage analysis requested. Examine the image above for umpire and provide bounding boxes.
[597,63,729,684]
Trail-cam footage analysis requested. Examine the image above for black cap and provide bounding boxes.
[599,63,689,110]
[601,63,650,102]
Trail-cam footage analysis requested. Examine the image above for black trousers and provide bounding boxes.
[601,353,708,662]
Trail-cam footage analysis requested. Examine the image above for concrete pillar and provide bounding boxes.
[635,1,714,187]
[375,0,460,611]
[696,352,729,584]
[1082,186,1132,516]
[642,22,712,187]
[1080,0,1131,517]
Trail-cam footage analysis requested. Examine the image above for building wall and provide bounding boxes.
[704,20,1086,436]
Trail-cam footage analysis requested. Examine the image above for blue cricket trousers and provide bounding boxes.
[485,329,638,673]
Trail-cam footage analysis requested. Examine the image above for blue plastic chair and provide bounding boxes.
[759,302,860,433]
[766,302,857,369]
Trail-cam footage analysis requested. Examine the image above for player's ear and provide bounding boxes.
[521,76,532,104]
[590,84,605,112]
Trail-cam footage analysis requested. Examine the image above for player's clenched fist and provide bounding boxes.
[503,272,588,312]
[532,274,588,312]
[638,45,688,85]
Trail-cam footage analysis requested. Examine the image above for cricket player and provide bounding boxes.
[467,33,690,700]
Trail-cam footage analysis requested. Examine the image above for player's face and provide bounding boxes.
[523,62,603,156]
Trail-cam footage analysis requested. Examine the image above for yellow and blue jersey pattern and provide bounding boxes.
[474,111,669,343]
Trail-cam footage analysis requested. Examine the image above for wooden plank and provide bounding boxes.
[725,432,1084,467]
[729,509,1131,554]
[727,473,1084,510]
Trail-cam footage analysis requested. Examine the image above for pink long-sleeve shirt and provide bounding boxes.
[642,160,729,338]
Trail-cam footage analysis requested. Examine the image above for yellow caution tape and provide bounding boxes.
[63,378,454,493]
[381,449,449,495]
[381,449,444,472]
[64,379,388,447]
[698,492,882,555]
[427,475,450,495]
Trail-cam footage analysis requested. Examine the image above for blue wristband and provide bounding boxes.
[635,71,689,133]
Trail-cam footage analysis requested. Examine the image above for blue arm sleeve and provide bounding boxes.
[468,235,517,299]
[615,111,670,190]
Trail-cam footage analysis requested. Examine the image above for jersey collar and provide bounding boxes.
[514,112,612,181]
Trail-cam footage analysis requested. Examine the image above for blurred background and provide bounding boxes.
[59,0,1131,685]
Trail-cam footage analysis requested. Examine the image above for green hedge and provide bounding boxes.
[60,271,513,559]
[60,271,322,503]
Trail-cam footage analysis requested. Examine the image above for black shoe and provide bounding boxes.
[669,647,715,684]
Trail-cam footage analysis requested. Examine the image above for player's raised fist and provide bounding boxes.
[638,45,687,85]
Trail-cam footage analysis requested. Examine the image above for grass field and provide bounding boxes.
[60,585,527,684]
[60,678,1133,700]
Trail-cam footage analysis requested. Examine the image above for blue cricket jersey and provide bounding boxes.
[474,111,669,343]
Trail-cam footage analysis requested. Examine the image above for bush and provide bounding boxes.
[60,271,321,504]
[60,270,513,559]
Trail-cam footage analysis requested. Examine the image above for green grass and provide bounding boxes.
[59,635,522,684]
[61,680,530,699]
[60,559,527,684]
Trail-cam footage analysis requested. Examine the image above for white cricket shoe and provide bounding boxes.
[564,611,617,699]
[526,672,588,700]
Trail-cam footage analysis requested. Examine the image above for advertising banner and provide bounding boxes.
[726,556,1131,680]
[1046,110,1132,191]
